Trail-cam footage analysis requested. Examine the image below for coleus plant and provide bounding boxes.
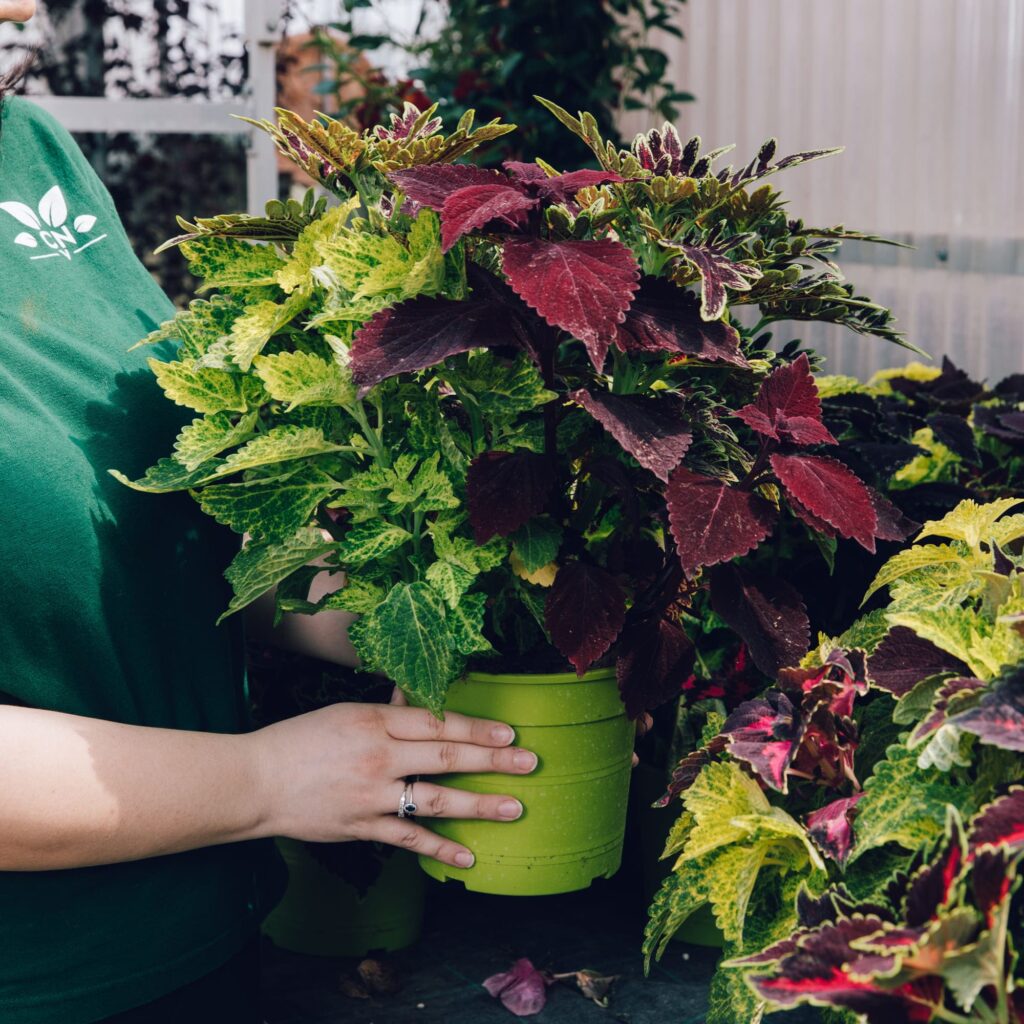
[114,98,906,717]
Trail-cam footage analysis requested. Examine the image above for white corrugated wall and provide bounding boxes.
[623,0,1024,382]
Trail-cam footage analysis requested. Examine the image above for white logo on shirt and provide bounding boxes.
[0,185,107,261]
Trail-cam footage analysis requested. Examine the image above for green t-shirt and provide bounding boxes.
[0,98,279,1024]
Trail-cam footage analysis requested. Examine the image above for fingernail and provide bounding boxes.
[513,750,538,772]
[455,851,474,868]
[498,799,523,820]
[492,724,515,744]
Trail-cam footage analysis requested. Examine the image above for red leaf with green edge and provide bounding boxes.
[970,848,1016,920]
[501,237,640,370]
[867,626,970,697]
[772,452,878,550]
[350,286,535,395]
[614,276,747,366]
[653,734,727,807]
[900,812,966,927]
[483,958,550,1017]
[666,466,776,575]
[570,388,691,483]
[616,615,695,719]
[806,793,864,868]
[466,450,557,544]
[708,564,810,677]
[721,690,804,792]
[389,164,505,210]
[734,354,837,446]
[969,786,1024,856]
[440,184,537,252]
[534,169,624,204]
[949,665,1024,752]
[545,561,626,675]
[672,239,762,321]
[908,676,986,746]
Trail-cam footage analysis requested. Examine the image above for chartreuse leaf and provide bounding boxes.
[511,517,563,574]
[321,574,385,615]
[180,236,284,291]
[195,464,337,540]
[218,526,336,622]
[149,358,253,415]
[681,760,771,860]
[448,591,494,656]
[276,198,359,295]
[862,542,976,604]
[173,410,259,471]
[643,857,715,967]
[253,350,356,409]
[850,743,974,861]
[387,452,459,513]
[425,560,475,608]
[229,290,309,371]
[916,497,1023,549]
[109,456,223,494]
[214,426,343,476]
[351,581,460,714]
[132,295,242,356]
[336,519,412,566]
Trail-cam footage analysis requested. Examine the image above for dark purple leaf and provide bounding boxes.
[440,184,538,252]
[467,450,557,543]
[722,690,803,792]
[908,676,986,746]
[614,276,747,366]
[968,786,1024,856]
[654,735,728,807]
[483,958,550,1017]
[973,404,1024,443]
[666,466,776,575]
[890,356,985,408]
[734,354,837,446]
[950,666,1024,752]
[868,488,919,542]
[970,848,1015,919]
[570,389,691,482]
[709,564,810,677]
[806,793,864,868]
[351,290,534,395]
[926,412,978,463]
[867,626,970,697]
[616,615,695,719]
[502,238,640,370]
[901,812,965,927]
[672,239,762,320]
[772,453,878,550]
[389,164,506,210]
[545,561,627,675]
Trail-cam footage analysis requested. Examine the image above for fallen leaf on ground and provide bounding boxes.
[482,958,551,1016]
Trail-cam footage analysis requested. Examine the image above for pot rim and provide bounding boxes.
[462,666,617,686]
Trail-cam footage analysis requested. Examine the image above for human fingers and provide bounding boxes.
[369,816,476,868]
[382,705,516,748]
[396,739,537,778]
[395,781,523,822]
[390,686,408,706]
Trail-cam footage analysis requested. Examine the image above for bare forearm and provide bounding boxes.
[0,706,265,871]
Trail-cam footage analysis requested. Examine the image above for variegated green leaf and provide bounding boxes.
[253,349,356,409]
[214,425,343,476]
[172,410,259,471]
[336,519,413,565]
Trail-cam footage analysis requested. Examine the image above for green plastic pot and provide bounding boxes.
[263,838,425,957]
[418,667,635,896]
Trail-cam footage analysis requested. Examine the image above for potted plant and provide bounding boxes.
[115,99,906,896]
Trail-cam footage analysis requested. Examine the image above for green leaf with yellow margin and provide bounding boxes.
[180,236,284,291]
[916,497,1023,549]
[253,349,356,409]
[109,456,223,494]
[172,410,259,470]
[214,425,344,476]
[149,358,254,415]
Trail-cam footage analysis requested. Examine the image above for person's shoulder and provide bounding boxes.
[3,96,74,143]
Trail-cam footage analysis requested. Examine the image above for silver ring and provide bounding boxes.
[398,781,417,818]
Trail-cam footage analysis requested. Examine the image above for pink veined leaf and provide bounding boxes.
[534,169,624,205]
[708,564,810,677]
[389,164,506,210]
[771,453,878,551]
[614,275,747,366]
[439,184,537,252]
[616,615,695,719]
[501,237,640,371]
[949,666,1024,753]
[734,354,836,446]
[806,794,865,868]
[666,466,776,575]
[570,388,691,482]
[968,786,1024,858]
[467,450,558,544]
[721,690,804,792]
[483,958,550,1017]
[671,239,763,321]
[867,626,970,698]
[545,561,627,676]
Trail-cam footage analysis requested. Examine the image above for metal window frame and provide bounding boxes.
[28,0,284,216]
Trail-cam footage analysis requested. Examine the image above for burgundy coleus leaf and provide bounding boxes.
[949,665,1024,752]
[708,564,810,677]
[351,286,535,395]
[867,626,971,698]
[908,676,986,747]
[900,812,967,928]
[666,466,776,575]
[968,786,1024,856]
[570,388,691,483]
[654,734,728,807]
[970,848,1016,924]
[614,276,747,366]
[926,411,979,463]
[482,958,550,1017]
[616,615,695,719]
[545,561,627,676]
[467,450,557,543]
[772,452,878,551]
[806,793,864,868]
[790,700,859,789]
[440,184,538,252]
[868,488,919,542]
[534,169,624,205]
[671,239,763,321]
[734,354,837,446]
[722,690,803,792]
[501,237,640,371]
[503,160,549,183]
[389,164,505,210]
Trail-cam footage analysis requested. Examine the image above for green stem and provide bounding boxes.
[930,1006,976,1024]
